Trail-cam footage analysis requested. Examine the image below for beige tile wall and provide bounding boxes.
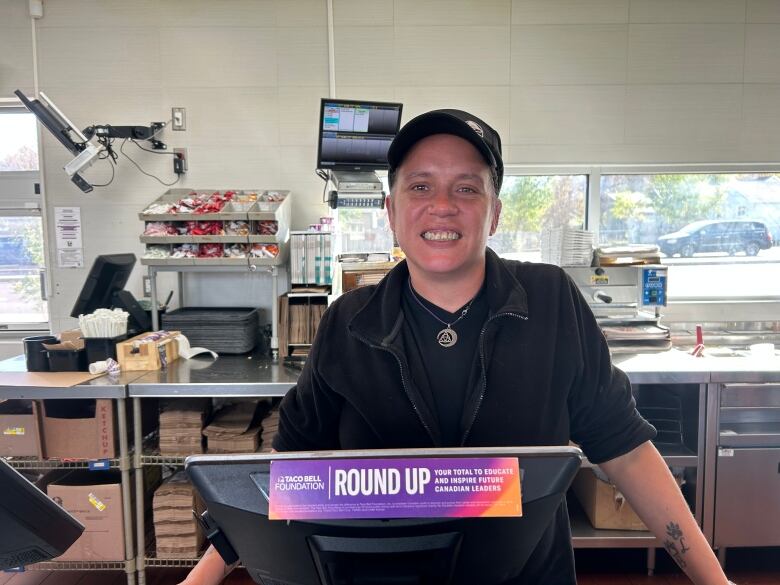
[2,0,780,330]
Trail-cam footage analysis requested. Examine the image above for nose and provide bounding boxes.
[427,189,457,216]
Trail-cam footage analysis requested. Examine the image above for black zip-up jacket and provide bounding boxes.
[274,248,656,583]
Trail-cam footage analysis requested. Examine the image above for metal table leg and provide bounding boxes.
[177,271,184,308]
[271,265,279,357]
[150,267,159,331]
[646,547,656,576]
[133,397,146,585]
[117,397,136,585]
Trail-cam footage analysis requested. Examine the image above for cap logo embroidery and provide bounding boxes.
[465,120,484,138]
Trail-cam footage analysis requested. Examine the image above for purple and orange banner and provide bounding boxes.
[268,457,521,520]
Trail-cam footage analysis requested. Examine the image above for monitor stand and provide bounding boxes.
[331,171,382,191]
[112,290,151,334]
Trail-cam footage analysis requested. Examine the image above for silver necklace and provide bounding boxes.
[407,279,476,348]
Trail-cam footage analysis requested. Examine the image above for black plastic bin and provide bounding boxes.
[47,348,88,372]
[22,335,57,372]
[84,334,129,365]
[161,307,260,354]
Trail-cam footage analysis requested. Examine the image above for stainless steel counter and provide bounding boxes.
[614,348,780,384]
[127,351,299,397]
[0,354,145,399]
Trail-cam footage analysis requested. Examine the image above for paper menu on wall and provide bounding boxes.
[55,206,84,268]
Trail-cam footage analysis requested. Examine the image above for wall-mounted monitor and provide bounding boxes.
[316,99,403,172]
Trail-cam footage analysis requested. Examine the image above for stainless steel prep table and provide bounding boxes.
[0,355,146,585]
[618,350,780,569]
[127,353,298,585]
[700,357,780,564]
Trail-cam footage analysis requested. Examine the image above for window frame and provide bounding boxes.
[0,100,49,332]
[502,163,780,323]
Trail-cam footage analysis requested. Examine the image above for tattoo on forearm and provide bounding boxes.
[663,522,690,568]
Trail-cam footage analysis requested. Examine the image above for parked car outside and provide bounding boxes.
[0,235,33,266]
[657,220,774,257]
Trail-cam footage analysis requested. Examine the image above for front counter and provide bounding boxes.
[615,348,780,384]
[2,349,778,580]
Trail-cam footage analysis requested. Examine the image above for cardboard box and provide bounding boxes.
[44,470,125,561]
[116,330,180,371]
[0,399,42,457]
[571,468,648,531]
[39,398,116,460]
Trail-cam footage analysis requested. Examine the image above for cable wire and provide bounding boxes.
[131,139,178,156]
[120,139,180,187]
[90,157,116,187]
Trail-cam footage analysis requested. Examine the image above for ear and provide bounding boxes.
[386,194,396,232]
[489,197,502,236]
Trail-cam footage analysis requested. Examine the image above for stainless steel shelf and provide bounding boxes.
[5,456,123,470]
[654,442,698,467]
[141,453,187,466]
[569,497,658,549]
[144,556,201,568]
[26,560,129,571]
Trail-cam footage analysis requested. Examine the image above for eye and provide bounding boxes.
[409,184,429,192]
[456,185,481,196]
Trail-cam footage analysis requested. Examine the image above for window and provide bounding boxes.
[600,173,780,300]
[0,216,47,325]
[334,208,394,255]
[490,175,588,261]
[0,112,39,171]
[0,106,47,329]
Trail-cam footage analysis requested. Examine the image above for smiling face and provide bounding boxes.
[386,133,502,286]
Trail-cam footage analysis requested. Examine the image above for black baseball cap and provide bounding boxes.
[387,108,504,193]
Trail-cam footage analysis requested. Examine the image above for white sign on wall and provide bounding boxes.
[54,206,84,268]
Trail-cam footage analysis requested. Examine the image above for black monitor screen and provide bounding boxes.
[0,458,84,570]
[71,253,136,318]
[316,99,403,172]
[70,253,151,333]
[14,90,84,157]
[186,447,581,585]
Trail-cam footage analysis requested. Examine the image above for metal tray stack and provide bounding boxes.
[139,189,290,267]
[161,307,261,354]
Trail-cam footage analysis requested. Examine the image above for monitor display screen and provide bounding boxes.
[14,90,84,157]
[70,253,136,318]
[316,99,403,172]
[69,253,150,333]
[0,458,84,570]
[186,447,582,585]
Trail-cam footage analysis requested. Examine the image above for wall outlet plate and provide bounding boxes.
[173,147,188,174]
[172,107,186,131]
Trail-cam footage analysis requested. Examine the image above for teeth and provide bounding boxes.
[422,231,460,241]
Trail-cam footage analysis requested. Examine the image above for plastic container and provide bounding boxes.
[47,348,89,372]
[84,334,129,365]
[23,335,57,372]
[749,343,776,359]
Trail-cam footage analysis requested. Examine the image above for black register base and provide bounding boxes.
[0,458,84,570]
[186,446,582,585]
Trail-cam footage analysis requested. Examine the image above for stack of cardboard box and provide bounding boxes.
[203,401,261,453]
[259,406,279,453]
[159,399,209,455]
[152,471,205,558]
